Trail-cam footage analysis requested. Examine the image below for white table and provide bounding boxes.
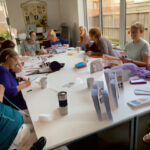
[22,51,150,150]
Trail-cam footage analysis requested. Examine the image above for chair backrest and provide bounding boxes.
[60,24,71,44]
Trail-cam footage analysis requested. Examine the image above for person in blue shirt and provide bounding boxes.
[0,48,31,110]
[43,29,69,49]
[0,84,23,150]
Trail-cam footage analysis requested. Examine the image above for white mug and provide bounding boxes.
[40,77,47,89]
[87,77,94,89]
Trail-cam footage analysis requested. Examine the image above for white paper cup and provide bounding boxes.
[40,77,47,89]
[87,77,94,89]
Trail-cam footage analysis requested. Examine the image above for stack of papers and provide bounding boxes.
[52,47,67,53]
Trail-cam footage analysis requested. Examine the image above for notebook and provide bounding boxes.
[127,97,150,108]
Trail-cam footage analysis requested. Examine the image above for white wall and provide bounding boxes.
[6,0,85,46]
[6,0,26,33]
[6,0,61,33]
[59,0,79,46]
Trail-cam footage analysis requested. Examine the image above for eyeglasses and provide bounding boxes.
[131,31,137,34]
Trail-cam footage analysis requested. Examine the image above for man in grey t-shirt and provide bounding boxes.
[125,38,150,61]
[125,22,150,62]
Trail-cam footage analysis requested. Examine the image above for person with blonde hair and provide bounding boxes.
[79,26,89,50]
[103,22,150,68]
[125,22,150,62]
[43,29,69,49]
[86,27,115,56]
[0,48,31,110]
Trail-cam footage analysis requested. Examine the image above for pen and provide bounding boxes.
[27,89,32,92]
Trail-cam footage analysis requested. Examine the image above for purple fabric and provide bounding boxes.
[112,63,150,79]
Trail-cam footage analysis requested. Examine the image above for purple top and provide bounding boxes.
[0,65,27,109]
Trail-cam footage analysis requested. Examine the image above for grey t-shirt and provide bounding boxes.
[99,37,116,56]
[125,38,150,61]
[21,40,39,55]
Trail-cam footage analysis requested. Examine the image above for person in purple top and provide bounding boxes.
[0,48,31,110]
[43,29,69,49]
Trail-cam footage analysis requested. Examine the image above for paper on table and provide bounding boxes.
[128,97,150,108]
[134,89,150,95]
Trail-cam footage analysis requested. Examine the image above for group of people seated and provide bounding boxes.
[79,22,150,69]
[0,21,150,149]
[0,38,47,149]
[20,29,69,56]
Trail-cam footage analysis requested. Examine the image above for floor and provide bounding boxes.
[67,113,150,150]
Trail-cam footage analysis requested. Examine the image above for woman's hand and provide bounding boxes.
[63,44,69,48]
[24,79,31,88]
[86,51,92,56]
[119,57,129,63]
[52,45,58,48]
[24,51,36,56]
[103,54,120,61]
[16,76,27,82]
[17,79,31,92]
[39,49,47,55]
[103,54,112,60]
[0,84,5,102]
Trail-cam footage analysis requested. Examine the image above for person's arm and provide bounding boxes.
[63,44,69,48]
[0,69,18,97]
[60,38,69,47]
[85,43,91,53]
[43,41,52,49]
[109,43,116,57]
[0,68,31,97]
[143,56,150,64]
[119,57,147,67]
[103,54,120,60]
[17,79,31,92]
[0,84,5,102]
[103,54,147,67]
[141,43,150,64]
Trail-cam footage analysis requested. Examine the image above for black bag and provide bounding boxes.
[47,61,65,72]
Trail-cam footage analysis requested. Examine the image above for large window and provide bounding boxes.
[102,0,120,45]
[126,0,150,43]
[87,0,100,29]
[85,0,150,47]
[0,1,11,39]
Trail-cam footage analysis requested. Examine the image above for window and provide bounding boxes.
[134,0,149,3]
[93,1,98,9]
[102,0,120,45]
[0,1,11,39]
[126,0,150,43]
[87,0,100,29]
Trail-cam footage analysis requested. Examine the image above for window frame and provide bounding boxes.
[84,0,127,48]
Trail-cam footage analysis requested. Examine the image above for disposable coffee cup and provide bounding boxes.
[41,46,45,50]
[87,77,94,89]
[76,47,81,53]
[58,91,68,115]
[40,77,47,89]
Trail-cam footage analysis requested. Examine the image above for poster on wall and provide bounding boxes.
[21,0,48,27]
